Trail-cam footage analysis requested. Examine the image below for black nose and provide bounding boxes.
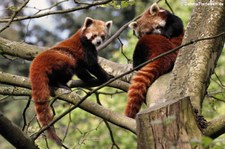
[97,41,101,45]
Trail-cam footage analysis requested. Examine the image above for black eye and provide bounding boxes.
[93,34,97,38]
[101,35,105,41]
[155,26,163,30]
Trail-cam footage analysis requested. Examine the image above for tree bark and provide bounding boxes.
[137,97,201,149]
[138,0,225,148]
[165,0,225,110]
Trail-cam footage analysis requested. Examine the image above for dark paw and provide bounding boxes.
[194,108,208,130]
[107,74,114,80]
[101,74,114,83]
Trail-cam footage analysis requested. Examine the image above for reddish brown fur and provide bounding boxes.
[30,17,112,146]
[30,30,83,144]
[125,33,184,118]
[135,8,167,35]
[125,3,183,118]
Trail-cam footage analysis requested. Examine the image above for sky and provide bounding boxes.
[25,0,54,31]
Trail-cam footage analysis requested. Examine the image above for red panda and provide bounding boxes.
[29,17,113,145]
[125,3,184,118]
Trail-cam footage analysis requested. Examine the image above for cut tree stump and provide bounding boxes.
[136,96,202,149]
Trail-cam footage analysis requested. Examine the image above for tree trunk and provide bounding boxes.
[165,0,225,110]
[137,0,225,148]
[137,97,201,149]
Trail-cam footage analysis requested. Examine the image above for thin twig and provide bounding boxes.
[62,108,72,142]
[0,0,30,32]
[95,93,120,149]
[214,72,225,88]
[118,37,131,63]
[97,90,124,96]
[207,95,225,103]
[156,0,163,3]
[50,97,58,116]
[74,0,90,5]
[22,97,31,131]
[165,0,174,14]
[26,0,69,14]
[26,115,36,134]
[97,14,142,51]
[0,0,112,23]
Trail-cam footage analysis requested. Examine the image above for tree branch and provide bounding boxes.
[0,36,133,82]
[68,79,129,92]
[0,111,38,149]
[0,0,113,23]
[97,10,142,51]
[0,72,136,136]
[203,114,225,139]
[0,71,31,89]
[0,0,30,32]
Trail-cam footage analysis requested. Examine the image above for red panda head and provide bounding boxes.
[129,3,168,38]
[81,17,113,47]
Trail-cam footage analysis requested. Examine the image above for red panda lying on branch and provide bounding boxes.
[29,17,113,145]
[125,3,184,118]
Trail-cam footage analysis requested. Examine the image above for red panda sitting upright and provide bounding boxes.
[29,17,113,145]
[125,3,184,118]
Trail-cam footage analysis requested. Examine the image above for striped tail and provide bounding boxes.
[125,61,164,118]
[30,72,62,145]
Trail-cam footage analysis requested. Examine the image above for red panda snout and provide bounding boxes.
[94,37,103,46]
[81,17,112,47]
[129,18,166,38]
[84,32,105,47]
[128,2,167,38]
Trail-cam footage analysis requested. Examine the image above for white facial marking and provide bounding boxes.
[159,20,166,27]
[92,36,103,47]
[152,29,161,34]
[85,32,92,40]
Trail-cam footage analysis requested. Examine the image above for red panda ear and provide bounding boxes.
[83,17,94,29]
[128,22,137,29]
[150,2,160,15]
[105,20,113,35]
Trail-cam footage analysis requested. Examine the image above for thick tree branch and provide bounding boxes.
[0,72,136,136]
[0,71,31,89]
[0,36,42,60]
[0,86,31,97]
[203,114,225,139]
[0,111,38,149]
[0,36,133,82]
[68,79,129,92]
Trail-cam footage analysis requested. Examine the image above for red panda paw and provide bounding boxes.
[107,74,114,80]
[101,74,114,83]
